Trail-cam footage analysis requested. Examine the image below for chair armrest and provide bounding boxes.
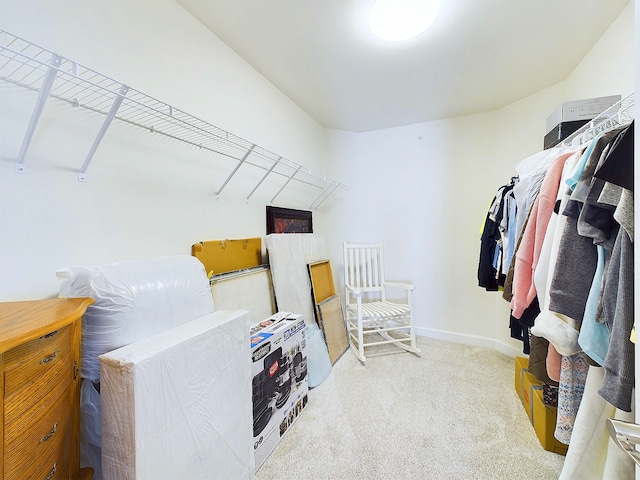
[384,281,415,291]
[345,284,362,296]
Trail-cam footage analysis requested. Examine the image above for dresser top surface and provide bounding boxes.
[0,298,93,352]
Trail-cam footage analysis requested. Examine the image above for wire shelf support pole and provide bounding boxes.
[271,165,301,204]
[246,156,281,201]
[310,181,339,210]
[14,53,62,173]
[77,84,130,182]
[215,144,256,199]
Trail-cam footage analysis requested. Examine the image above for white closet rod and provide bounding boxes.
[0,30,347,209]
[561,91,635,147]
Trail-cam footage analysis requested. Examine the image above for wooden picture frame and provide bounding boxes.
[317,295,348,365]
[266,206,313,234]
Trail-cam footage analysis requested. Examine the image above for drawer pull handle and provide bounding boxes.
[44,462,57,480]
[40,330,58,339]
[40,349,60,364]
[39,422,58,443]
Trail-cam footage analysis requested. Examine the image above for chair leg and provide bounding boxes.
[392,339,421,356]
[346,325,366,363]
[349,342,366,363]
[357,314,366,363]
[345,302,366,363]
[408,319,419,353]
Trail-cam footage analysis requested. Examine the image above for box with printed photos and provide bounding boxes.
[250,312,309,470]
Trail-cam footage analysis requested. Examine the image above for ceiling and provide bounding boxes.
[177,0,630,132]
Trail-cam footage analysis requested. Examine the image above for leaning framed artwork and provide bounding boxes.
[266,206,313,234]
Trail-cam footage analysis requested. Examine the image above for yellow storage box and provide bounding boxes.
[514,356,529,404]
[532,388,568,455]
[522,371,542,421]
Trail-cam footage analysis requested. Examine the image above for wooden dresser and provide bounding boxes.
[0,298,94,480]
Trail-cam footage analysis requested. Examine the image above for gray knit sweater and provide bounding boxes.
[598,227,634,412]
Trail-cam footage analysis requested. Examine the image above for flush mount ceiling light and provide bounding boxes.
[369,0,441,42]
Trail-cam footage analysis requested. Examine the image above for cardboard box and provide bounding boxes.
[192,238,263,275]
[522,371,542,421]
[514,356,529,404]
[545,95,621,134]
[543,120,589,149]
[251,312,309,470]
[532,388,568,455]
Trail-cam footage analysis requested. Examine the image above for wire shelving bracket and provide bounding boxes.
[0,30,347,209]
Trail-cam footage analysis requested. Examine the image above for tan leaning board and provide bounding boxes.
[192,238,262,275]
[317,295,348,365]
[307,260,347,364]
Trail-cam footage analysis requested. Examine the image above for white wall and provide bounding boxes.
[1,1,635,359]
[329,2,635,356]
[0,0,334,301]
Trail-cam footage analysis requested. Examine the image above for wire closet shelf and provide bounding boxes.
[0,30,347,209]
[560,91,634,148]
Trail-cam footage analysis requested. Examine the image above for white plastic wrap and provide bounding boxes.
[57,255,216,479]
[100,310,252,480]
[57,255,215,382]
[305,322,332,388]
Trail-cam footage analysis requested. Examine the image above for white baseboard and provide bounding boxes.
[416,327,525,358]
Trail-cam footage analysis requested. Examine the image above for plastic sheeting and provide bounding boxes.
[305,322,332,388]
[100,310,252,480]
[57,255,215,479]
[58,255,215,382]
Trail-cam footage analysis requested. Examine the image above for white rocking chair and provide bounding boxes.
[343,242,420,363]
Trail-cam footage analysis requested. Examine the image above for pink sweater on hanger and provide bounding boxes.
[511,151,575,319]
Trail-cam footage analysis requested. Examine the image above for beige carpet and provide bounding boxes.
[255,336,565,480]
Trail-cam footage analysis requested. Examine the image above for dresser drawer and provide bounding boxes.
[5,382,70,454]
[4,352,72,427]
[0,298,92,480]
[4,372,71,438]
[4,325,72,398]
[4,391,71,477]
[5,423,70,480]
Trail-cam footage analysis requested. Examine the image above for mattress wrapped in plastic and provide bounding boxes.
[100,310,252,480]
[58,255,215,381]
[57,255,215,479]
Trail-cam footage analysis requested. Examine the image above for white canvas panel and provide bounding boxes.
[264,233,326,324]
[100,310,252,480]
[211,267,275,323]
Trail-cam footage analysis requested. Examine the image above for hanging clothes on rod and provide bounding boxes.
[477,92,635,477]
[478,175,519,292]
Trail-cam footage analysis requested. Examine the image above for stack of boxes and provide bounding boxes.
[544,95,621,149]
[514,356,568,455]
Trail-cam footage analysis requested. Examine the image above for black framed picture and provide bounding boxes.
[266,206,313,234]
